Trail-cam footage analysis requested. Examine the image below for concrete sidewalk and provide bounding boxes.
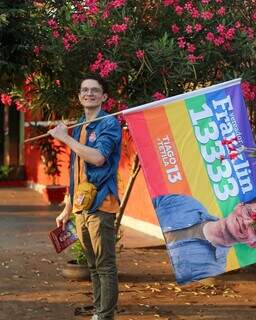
[2,187,256,320]
[0,186,163,250]
[0,187,168,320]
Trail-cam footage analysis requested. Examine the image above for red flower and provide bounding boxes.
[135,50,145,59]
[177,37,186,48]
[106,35,120,47]
[229,151,238,160]
[201,11,213,20]
[194,24,203,32]
[1,93,12,106]
[187,43,196,53]
[171,24,180,33]
[217,6,226,16]
[111,23,128,33]
[152,91,166,100]
[15,101,28,113]
[55,79,61,87]
[241,81,256,101]
[175,5,183,15]
[33,46,41,56]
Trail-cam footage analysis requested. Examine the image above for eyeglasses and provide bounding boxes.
[79,87,103,95]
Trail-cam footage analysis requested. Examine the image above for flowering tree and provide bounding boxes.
[0,1,40,112]
[1,0,256,127]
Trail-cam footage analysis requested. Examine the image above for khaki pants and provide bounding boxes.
[75,210,118,320]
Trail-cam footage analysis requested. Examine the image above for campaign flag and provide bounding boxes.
[123,79,256,284]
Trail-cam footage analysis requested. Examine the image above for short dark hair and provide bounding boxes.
[81,73,109,94]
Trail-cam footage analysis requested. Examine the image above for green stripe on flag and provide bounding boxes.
[185,95,240,216]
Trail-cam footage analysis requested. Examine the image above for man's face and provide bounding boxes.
[79,79,107,109]
[226,203,256,247]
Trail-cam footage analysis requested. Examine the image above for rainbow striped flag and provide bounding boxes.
[123,79,256,284]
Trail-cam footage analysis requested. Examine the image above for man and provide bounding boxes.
[48,74,122,320]
[153,194,256,285]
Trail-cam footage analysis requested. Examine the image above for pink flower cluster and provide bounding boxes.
[253,11,256,22]
[47,18,60,38]
[107,0,127,9]
[90,52,118,78]
[111,19,128,33]
[187,54,204,63]
[105,17,128,47]
[85,0,99,15]
[48,18,78,50]
[166,1,256,58]
[171,23,203,34]
[201,11,213,20]
[102,97,127,112]
[177,36,204,62]
[55,79,61,87]
[103,98,127,125]
[215,24,236,41]
[106,35,120,47]
[22,73,38,105]
[177,36,186,48]
[15,101,28,113]
[246,27,254,40]
[72,13,86,24]
[74,0,99,17]
[1,93,12,106]
[102,95,127,124]
[241,81,256,102]
[0,93,27,112]
[171,23,179,33]
[33,46,41,56]
[217,6,226,16]
[63,29,78,50]
[163,0,179,6]
[205,26,237,48]
[102,0,127,20]
[48,18,58,29]
[152,91,166,100]
[135,50,145,59]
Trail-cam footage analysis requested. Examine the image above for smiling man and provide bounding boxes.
[153,194,256,284]
[48,74,122,320]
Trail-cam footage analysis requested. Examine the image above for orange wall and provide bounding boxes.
[24,141,70,186]
[24,124,158,226]
[118,129,158,225]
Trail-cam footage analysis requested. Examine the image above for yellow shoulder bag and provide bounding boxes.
[72,181,97,214]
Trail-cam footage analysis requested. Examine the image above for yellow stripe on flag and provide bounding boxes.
[164,100,222,218]
[226,247,240,271]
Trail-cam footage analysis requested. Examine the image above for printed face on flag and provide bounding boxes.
[124,79,256,284]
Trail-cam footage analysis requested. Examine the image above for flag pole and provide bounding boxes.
[115,154,140,235]
[24,110,123,143]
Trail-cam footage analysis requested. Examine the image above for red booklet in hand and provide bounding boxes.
[49,220,78,253]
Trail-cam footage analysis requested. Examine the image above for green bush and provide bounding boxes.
[0,165,12,180]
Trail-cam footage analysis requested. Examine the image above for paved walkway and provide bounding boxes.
[0,187,167,320]
[1,187,256,320]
